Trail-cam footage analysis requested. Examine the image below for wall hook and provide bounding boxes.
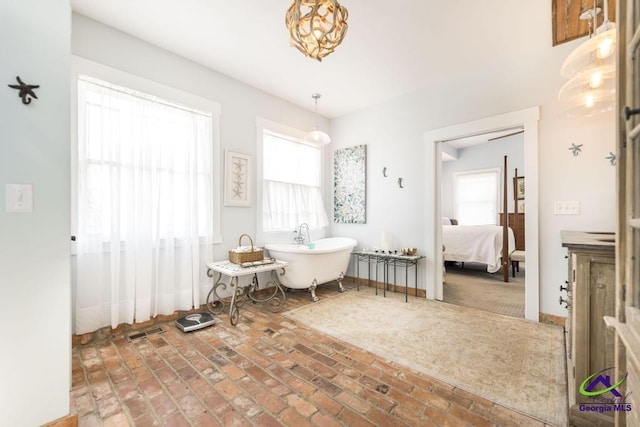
[8,76,39,105]
[606,152,616,166]
[398,178,404,188]
[382,167,387,177]
[568,143,583,156]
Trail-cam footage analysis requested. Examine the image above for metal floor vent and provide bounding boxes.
[128,327,165,341]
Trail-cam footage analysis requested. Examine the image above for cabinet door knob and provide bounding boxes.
[559,296,571,308]
[624,106,640,121]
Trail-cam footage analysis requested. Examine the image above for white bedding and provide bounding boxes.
[443,225,516,273]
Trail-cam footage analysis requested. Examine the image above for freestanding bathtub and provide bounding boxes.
[265,237,357,301]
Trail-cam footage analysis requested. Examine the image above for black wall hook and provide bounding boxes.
[8,76,39,105]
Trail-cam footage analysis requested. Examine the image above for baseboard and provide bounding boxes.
[72,305,211,345]
[539,312,567,327]
[344,275,427,298]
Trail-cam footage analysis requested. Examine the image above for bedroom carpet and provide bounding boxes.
[284,287,567,426]
[443,262,525,318]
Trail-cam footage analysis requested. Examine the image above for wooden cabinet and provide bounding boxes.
[499,213,525,250]
[562,231,615,427]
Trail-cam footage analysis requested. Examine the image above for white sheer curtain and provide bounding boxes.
[74,76,214,334]
[262,132,328,231]
[454,168,500,225]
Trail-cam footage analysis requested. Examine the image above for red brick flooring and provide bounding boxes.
[71,282,552,426]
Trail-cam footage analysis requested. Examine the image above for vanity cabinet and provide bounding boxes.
[561,231,615,427]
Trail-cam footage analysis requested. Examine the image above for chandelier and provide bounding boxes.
[558,1,616,117]
[285,0,349,61]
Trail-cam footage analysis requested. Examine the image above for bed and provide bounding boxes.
[442,225,516,273]
[443,155,517,282]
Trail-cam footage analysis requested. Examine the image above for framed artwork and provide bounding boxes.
[334,144,366,223]
[224,151,251,207]
[515,176,525,200]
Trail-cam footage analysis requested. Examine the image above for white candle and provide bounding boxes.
[381,231,392,251]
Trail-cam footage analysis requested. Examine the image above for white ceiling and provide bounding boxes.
[70,0,552,118]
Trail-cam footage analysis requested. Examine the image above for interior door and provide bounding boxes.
[611,1,640,426]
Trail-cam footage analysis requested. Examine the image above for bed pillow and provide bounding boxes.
[442,217,452,225]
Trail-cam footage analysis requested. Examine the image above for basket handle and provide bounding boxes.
[238,234,254,250]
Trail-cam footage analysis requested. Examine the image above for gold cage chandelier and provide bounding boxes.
[285,0,349,61]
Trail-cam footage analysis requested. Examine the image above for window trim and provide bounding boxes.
[71,55,223,245]
[452,167,500,225]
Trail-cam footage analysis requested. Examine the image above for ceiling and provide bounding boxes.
[70,1,552,118]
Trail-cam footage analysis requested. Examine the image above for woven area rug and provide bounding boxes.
[284,288,567,426]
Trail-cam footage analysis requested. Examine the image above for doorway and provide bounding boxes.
[440,130,525,318]
[422,107,540,321]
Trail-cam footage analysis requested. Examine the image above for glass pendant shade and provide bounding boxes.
[304,93,331,145]
[303,129,331,145]
[558,65,615,117]
[559,2,617,118]
[560,91,615,117]
[558,64,615,100]
[560,28,616,79]
[285,0,349,61]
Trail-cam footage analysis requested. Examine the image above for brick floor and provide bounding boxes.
[71,281,553,426]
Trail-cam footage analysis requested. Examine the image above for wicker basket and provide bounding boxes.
[228,234,264,264]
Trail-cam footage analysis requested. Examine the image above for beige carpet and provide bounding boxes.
[284,288,567,426]
[444,262,525,318]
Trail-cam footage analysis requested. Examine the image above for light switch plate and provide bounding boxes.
[6,184,33,213]
[554,200,580,215]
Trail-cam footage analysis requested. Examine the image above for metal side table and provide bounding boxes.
[206,260,288,326]
[351,251,425,302]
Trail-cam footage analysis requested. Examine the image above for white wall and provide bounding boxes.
[329,22,616,317]
[71,13,328,261]
[0,1,71,425]
[441,134,525,219]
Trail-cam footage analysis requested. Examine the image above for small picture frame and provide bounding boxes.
[515,176,525,200]
[224,151,251,207]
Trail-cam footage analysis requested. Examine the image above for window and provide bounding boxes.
[77,75,214,241]
[72,60,221,334]
[260,128,328,232]
[453,168,500,225]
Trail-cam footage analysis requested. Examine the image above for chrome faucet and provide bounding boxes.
[294,223,310,245]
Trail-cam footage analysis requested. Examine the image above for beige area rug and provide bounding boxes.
[444,262,525,318]
[284,288,567,426]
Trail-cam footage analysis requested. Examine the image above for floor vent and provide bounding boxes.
[128,327,165,341]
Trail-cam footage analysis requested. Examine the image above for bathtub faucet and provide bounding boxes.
[294,223,310,245]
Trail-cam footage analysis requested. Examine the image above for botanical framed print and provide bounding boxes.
[334,144,366,223]
[224,151,251,207]
[515,176,525,200]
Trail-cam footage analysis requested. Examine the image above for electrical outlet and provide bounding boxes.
[554,200,580,215]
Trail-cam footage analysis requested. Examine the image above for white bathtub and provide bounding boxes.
[265,237,357,301]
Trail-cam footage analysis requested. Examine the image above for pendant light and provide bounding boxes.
[285,0,349,62]
[558,1,616,117]
[303,93,331,145]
